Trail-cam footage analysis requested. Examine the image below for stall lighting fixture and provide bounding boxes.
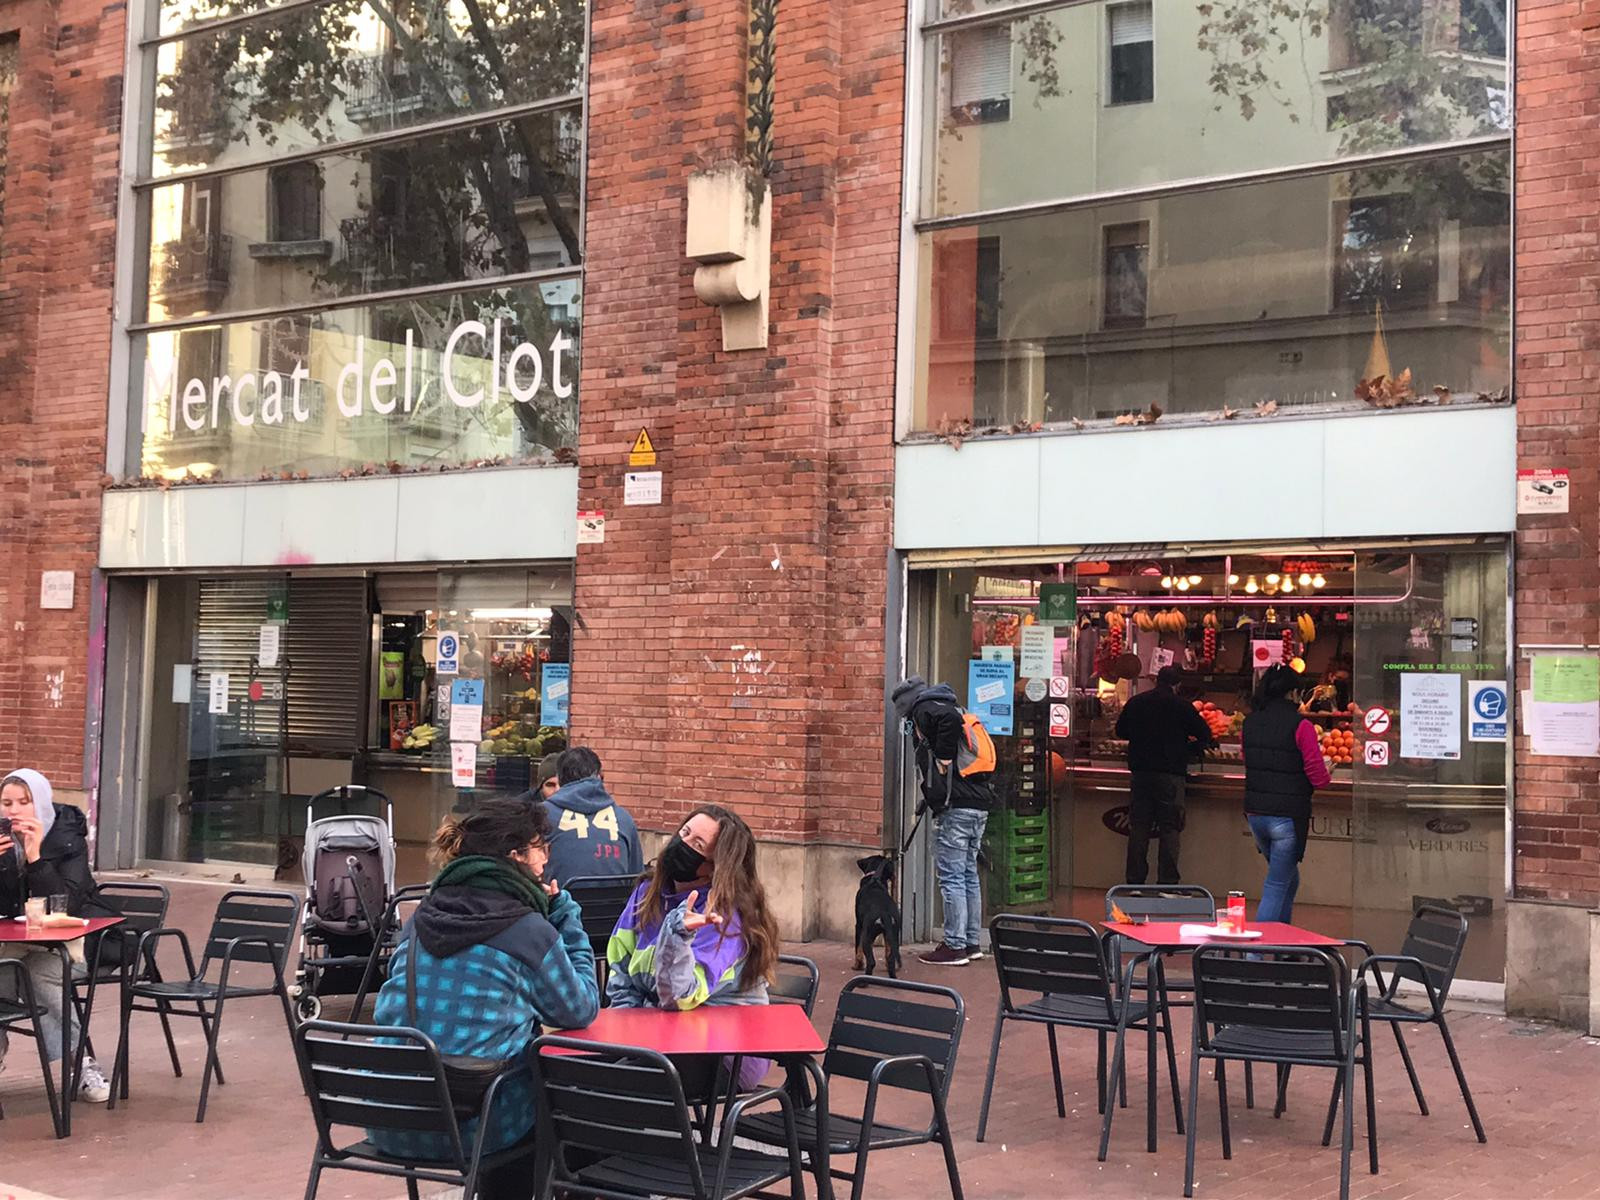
[1312,574,1326,589]
[1188,575,1202,585]
[1282,579,1295,593]
[1160,576,1173,588]
[1176,578,1191,592]
[468,608,555,620]
[1227,574,1240,586]
[1265,574,1280,585]
[1245,577,1260,594]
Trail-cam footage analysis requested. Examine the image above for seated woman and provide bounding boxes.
[606,803,780,1089]
[370,798,599,1199]
[0,769,114,1103]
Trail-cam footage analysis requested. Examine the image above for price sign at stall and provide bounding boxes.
[1049,703,1072,738]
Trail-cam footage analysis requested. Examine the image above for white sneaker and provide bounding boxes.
[77,1056,110,1104]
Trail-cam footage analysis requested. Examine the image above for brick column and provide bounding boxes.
[575,0,902,936]
[1508,0,1600,1023]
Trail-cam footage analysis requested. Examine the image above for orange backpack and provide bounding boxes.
[955,710,997,777]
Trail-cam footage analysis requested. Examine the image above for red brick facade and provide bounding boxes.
[1512,0,1600,907]
[0,0,123,796]
[572,0,903,853]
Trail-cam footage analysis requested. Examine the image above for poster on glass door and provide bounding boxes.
[1400,673,1461,760]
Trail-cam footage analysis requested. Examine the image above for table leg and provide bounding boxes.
[57,945,72,1137]
[790,1055,832,1200]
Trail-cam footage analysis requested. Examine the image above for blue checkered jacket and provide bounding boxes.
[369,889,599,1162]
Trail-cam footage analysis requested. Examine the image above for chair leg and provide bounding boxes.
[1182,1044,1203,1198]
[1339,1061,1355,1200]
[1161,1012,1185,1136]
[1215,1059,1232,1161]
[32,1012,64,1139]
[109,986,133,1108]
[403,1176,419,1200]
[1436,1014,1487,1143]
[1097,1025,1129,1162]
[1046,1024,1066,1119]
[848,1134,873,1200]
[1363,1042,1379,1175]
[1274,1063,1290,1119]
[1096,1031,1107,1115]
[1321,1070,1342,1148]
[303,1155,323,1200]
[931,1087,965,1200]
[1244,1060,1255,1109]
[195,995,227,1123]
[976,1010,1005,1143]
[1391,1021,1428,1115]
[1119,1049,1128,1109]
[156,999,183,1078]
[194,1002,226,1087]
[1145,1016,1158,1153]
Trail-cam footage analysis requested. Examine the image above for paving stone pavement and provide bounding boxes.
[0,876,1590,1200]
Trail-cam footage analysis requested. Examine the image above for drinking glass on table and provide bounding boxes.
[25,897,46,931]
[47,893,69,916]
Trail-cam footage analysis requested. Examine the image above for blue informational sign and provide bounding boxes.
[436,631,460,676]
[450,678,484,707]
[967,659,1015,737]
[1468,680,1508,742]
[541,663,571,729]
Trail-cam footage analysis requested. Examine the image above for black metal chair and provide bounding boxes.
[1351,904,1487,1143]
[72,882,177,1086]
[772,954,820,1016]
[110,887,299,1122]
[530,1034,805,1200]
[566,874,641,1000]
[1184,946,1377,1200]
[738,976,966,1200]
[976,914,1183,1159]
[346,882,431,1022]
[295,1019,536,1200]
[0,960,64,1137]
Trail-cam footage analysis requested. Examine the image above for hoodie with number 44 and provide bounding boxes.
[541,777,643,883]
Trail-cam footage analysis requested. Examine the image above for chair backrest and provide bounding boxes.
[990,914,1117,1021]
[91,882,171,977]
[772,954,820,1016]
[531,1036,704,1196]
[202,888,300,972]
[1395,904,1469,1002]
[1105,884,1215,922]
[1191,946,1349,1059]
[565,875,639,946]
[294,1020,466,1170]
[823,976,964,1101]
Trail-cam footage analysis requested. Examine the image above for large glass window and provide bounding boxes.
[128,0,586,483]
[914,148,1508,429]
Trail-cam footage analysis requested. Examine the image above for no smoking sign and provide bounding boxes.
[1363,707,1391,736]
[1049,703,1071,738]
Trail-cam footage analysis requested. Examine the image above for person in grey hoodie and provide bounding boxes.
[538,748,643,883]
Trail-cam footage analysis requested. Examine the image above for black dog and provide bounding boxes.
[852,853,903,978]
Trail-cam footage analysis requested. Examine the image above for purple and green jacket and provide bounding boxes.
[605,881,771,1088]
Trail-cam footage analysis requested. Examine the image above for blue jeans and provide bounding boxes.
[1247,814,1300,924]
[934,808,988,950]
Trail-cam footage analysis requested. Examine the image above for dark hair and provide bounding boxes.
[640,804,779,988]
[1254,663,1305,709]
[1155,665,1183,689]
[557,746,603,786]
[431,798,552,867]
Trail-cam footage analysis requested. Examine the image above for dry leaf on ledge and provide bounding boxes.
[1255,400,1279,417]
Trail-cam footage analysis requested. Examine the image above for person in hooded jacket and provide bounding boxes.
[369,798,599,1200]
[891,677,997,966]
[0,769,115,1102]
[536,747,643,882]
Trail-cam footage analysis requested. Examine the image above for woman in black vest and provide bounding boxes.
[1240,665,1331,923]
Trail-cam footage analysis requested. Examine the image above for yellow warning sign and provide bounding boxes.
[628,428,657,467]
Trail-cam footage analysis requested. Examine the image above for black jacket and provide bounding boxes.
[0,805,111,919]
[909,686,996,812]
[1115,686,1214,777]
[1242,700,1316,821]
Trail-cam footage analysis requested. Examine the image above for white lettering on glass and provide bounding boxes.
[444,320,487,408]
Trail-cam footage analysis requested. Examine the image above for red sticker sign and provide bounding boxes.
[1362,707,1391,735]
[1049,703,1071,738]
[248,680,265,703]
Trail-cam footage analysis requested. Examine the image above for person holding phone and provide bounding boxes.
[0,769,114,1102]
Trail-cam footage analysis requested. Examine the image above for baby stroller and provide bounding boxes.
[290,786,396,1022]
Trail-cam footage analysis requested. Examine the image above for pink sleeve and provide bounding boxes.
[1295,721,1331,787]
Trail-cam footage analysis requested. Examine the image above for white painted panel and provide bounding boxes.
[1035,418,1323,546]
[895,407,1516,550]
[1323,406,1515,538]
[893,437,1042,550]
[100,466,579,569]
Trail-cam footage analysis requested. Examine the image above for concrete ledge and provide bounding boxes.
[1506,897,1592,1027]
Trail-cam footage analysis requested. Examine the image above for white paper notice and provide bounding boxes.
[1400,673,1461,760]
[974,680,1007,705]
[449,703,484,744]
[258,624,281,669]
[1528,703,1600,757]
[577,511,606,544]
[208,672,230,715]
[39,571,74,611]
[623,471,663,506]
[1019,625,1055,680]
[172,664,193,704]
[450,742,477,788]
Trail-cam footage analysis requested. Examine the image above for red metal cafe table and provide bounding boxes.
[550,1005,832,1195]
[0,915,125,1137]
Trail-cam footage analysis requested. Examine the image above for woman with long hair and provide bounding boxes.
[369,798,599,1200]
[606,804,780,1086]
[1240,664,1332,923]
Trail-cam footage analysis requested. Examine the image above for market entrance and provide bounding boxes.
[902,539,1509,983]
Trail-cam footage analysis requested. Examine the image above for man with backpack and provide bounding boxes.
[892,676,997,966]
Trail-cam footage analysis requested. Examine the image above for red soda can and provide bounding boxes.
[1226,891,1246,933]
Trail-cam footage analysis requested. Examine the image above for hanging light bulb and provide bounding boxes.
[1282,579,1295,593]
[1265,573,1280,586]
[1188,575,1202,585]
[1176,578,1191,592]
[1160,576,1172,589]
[1227,574,1240,586]
[1298,573,1312,586]
[1312,574,1326,589]
[1244,577,1259,594]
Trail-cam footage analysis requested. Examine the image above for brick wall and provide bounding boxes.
[573,0,902,850]
[0,0,122,796]
[1512,0,1600,905]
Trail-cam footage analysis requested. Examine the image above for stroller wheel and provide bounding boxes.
[295,994,323,1023]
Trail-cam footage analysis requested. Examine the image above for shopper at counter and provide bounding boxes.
[1240,665,1331,923]
[1115,665,1215,885]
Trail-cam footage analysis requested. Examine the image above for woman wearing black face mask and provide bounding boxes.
[605,805,780,1086]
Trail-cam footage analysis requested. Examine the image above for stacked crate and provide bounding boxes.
[994,808,1051,905]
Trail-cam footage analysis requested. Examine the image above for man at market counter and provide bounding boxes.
[1114,665,1215,885]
